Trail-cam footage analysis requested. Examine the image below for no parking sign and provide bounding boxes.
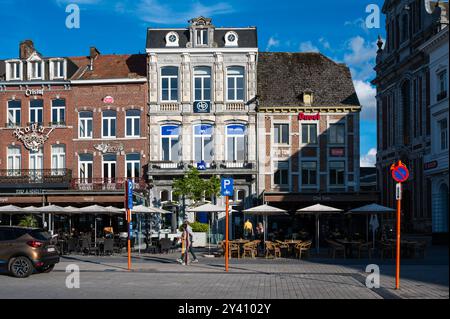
[390,161,409,183]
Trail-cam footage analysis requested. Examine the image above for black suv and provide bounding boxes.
[0,227,60,278]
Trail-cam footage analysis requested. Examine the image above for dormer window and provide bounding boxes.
[51,59,66,79]
[196,29,208,46]
[29,61,43,79]
[225,31,239,47]
[303,91,313,106]
[6,61,22,81]
[165,32,179,47]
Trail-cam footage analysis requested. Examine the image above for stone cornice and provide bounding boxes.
[257,105,361,113]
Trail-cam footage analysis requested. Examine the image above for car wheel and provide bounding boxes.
[37,264,55,274]
[8,257,34,278]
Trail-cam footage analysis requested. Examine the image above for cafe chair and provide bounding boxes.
[229,243,240,259]
[295,241,312,259]
[103,238,114,256]
[326,239,346,259]
[242,242,258,259]
[265,241,281,259]
[357,242,372,259]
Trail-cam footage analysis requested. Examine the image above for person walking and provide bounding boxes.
[243,219,254,240]
[177,219,199,264]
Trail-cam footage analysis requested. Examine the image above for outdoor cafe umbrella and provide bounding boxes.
[187,203,237,255]
[296,204,343,254]
[347,203,395,249]
[243,204,288,242]
[0,205,25,226]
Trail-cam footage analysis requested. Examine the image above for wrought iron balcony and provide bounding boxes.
[148,160,256,173]
[0,169,72,188]
[70,177,147,192]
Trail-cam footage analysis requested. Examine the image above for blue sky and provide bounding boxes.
[0,0,384,166]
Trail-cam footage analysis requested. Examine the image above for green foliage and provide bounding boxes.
[173,168,221,204]
[18,215,38,228]
[179,222,209,233]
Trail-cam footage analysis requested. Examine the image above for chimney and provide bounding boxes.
[19,40,35,59]
[89,47,100,71]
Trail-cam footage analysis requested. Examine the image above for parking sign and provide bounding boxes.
[221,178,234,197]
[127,180,133,210]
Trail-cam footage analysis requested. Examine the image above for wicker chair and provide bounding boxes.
[229,242,240,258]
[265,241,281,259]
[242,241,258,258]
[295,241,312,259]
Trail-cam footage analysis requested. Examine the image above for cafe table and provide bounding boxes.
[335,239,362,258]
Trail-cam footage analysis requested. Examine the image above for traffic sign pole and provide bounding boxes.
[225,195,229,272]
[396,185,401,289]
[127,208,131,271]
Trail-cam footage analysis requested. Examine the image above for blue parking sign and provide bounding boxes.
[221,178,234,197]
[127,180,133,210]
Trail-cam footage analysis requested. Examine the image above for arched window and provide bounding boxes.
[193,124,213,162]
[194,67,211,101]
[227,67,245,101]
[161,67,179,101]
[226,124,246,161]
[161,125,180,161]
[125,109,140,137]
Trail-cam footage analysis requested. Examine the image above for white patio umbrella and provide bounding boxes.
[0,205,25,226]
[347,203,395,249]
[296,204,343,254]
[243,204,288,242]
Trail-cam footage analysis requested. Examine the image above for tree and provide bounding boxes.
[18,215,38,228]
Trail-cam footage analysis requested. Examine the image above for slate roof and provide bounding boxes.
[257,52,361,108]
[146,28,257,49]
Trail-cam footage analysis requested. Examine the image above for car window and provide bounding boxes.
[29,229,51,241]
[0,229,18,241]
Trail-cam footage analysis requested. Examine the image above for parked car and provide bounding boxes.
[0,226,60,278]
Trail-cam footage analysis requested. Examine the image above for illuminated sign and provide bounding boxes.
[25,89,44,97]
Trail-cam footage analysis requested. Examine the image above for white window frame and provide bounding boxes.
[301,123,318,145]
[274,123,290,145]
[226,124,246,161]
[161,125,181,162]
[51,99,66,126]
[193,67,212,101]
[125,110,140,137]
[7,100,21,127]
[28,61,44,80]
[160,67,179,102]
[196,29,208,46]
[126,154,141,180]
[6,61,22,81]
[79,155,93,183]
[78,111,93,139]
[29,100,43,124]
[29,148,44,182]
[102,155,117,183]
[102,111,117,138]
[7,146,21,176]
[50,59,66,80]
[226,67,245,102]
[51,145,66,175]
[193,124,213,162]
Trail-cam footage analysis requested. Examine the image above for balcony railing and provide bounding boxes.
[149,161,255,171]
[158,103,182,112]
[0,169,72,185]
[225,103,247,111]
[71,177,147,192]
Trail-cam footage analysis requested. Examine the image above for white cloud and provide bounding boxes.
[354,80,376,121]
[299,41,319,53]
[319,37,331,50]
[361,148,377,167]
[266,36,280,51]
[344,18,369,33]
[343,36,376,67]
[136,0,234,24]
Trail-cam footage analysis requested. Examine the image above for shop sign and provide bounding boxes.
[13,123,54,152]
[424,161,438,171]
[103,96,115,104]
[94,143,124,154]
[194,101,211,113]
[298,112,320,121]
[330,148,345,157]
[25,88,44,97]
